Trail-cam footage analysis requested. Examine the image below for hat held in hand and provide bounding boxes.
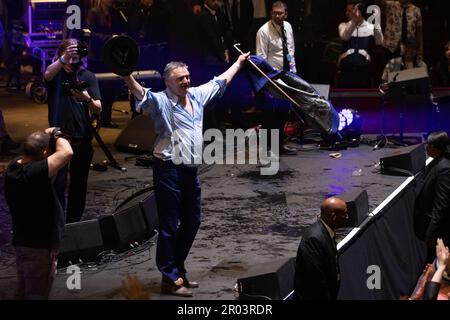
[103,36,139,76]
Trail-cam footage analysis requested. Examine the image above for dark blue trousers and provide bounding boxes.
[152,158,202,281]
[54,139,93,223]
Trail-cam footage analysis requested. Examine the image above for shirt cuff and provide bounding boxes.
[212,77,227,98]
[135,87,152,113]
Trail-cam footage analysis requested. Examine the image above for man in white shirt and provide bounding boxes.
[337,1,383,88]
[256,1,297,73]
[254,1,297,155]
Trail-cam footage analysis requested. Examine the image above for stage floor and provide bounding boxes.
[0,88,410,300]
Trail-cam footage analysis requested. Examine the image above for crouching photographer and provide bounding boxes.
[44,38,102,223]
[4,128,73,299]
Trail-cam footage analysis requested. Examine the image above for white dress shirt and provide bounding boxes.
[256,20,297,73]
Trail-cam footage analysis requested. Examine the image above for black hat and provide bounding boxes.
[103,36,139,76]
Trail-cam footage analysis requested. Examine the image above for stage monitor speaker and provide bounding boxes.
[59,219,104,267]
[114,115,157,154]
[115,187,159,236]
[99,205,148,252]
[237,257,295,300]
[339,189,369,227]
[380,144,426,176]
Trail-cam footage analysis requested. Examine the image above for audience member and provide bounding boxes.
[408,238,450,300]
[196,0,233,66]
[87,0,127,72]
[287,0,337,83]
[126,0,169,71]
[87,0,127,128]
[196,0,233,130]
[381,36,426,84]
[247,0,273,52]
[293,197,348,300]
[381,0,423,62]
[127,0,169,46]
[228,0,254,51]
[338,1,383,88]
[256,1,296,73]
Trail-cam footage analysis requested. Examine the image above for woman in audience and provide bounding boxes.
[409,238,450,300]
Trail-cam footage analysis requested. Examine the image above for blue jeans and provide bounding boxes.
[152,158,201,281]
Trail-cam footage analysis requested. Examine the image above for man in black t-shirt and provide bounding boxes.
[44,38,102,223]
[4,128,73,299]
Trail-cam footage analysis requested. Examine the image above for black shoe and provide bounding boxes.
[102,122,119,128]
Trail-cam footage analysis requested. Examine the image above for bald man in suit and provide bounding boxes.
[293,197,349,300]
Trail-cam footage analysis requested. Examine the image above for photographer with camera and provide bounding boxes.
[44,38,102,223]
[4,128,73,299]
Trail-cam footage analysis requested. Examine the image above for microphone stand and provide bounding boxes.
[90,116,127,172]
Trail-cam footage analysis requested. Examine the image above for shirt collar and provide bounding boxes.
[357,20,368,28]
[204,4,216,16]
[271,20,284,31]
[165,88,179,107]
[321,219,335,240]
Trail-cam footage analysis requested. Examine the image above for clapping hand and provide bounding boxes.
[436,238,450,270]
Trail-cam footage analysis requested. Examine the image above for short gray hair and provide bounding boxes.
[163,61,188,79]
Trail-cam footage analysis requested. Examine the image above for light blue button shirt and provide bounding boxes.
[136,78,226,164]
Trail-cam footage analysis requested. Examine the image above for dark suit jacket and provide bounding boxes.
[293,220,340,300]
[126,0,169,45]
[86,7,127,61]
[196,7,232,63]
[232,0,272,42]
[414,155,450,246]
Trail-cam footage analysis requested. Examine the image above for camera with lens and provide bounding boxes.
[77,29,91,58]
[76,41,89,58]
[62,74,88,96]
[48,127,70,153]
